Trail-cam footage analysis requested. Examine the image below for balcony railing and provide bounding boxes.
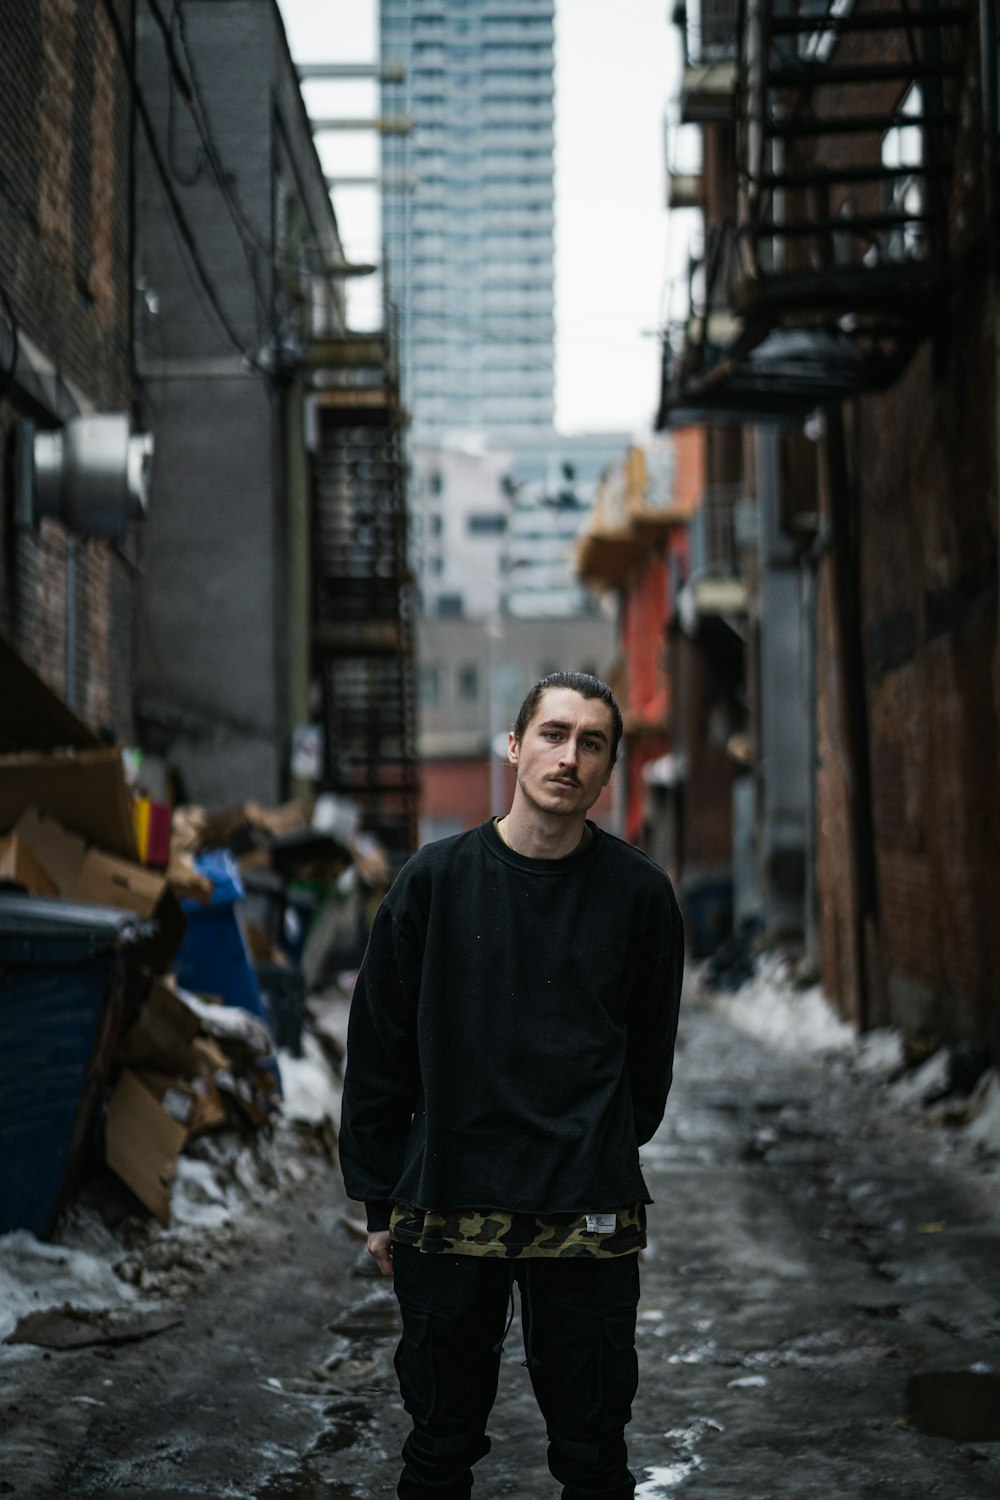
[659,0,972,426]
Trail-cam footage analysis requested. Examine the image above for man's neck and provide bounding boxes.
[497,802,590,861]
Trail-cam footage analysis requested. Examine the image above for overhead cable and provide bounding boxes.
[97,0,259,365]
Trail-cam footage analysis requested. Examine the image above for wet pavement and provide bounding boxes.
[3,988,1000,1498]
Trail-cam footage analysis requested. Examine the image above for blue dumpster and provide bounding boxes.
[172,851,267,1023]
[0,894,146,1238]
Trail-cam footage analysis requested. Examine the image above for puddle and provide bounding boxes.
[256,1460,357,1499]
[907,1369,1000,1441]
[854,1301,902,1320]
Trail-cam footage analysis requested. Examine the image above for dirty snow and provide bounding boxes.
[707,955,1000,1158]
[0,1024,343,1350]
[277,1031,342,1128]
[963,1072,1000,1152]
[0,1229,136,1344]
[708,955,855,1055]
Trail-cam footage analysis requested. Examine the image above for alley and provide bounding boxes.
[4,983,998,1500]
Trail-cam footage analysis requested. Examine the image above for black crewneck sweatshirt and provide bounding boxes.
[339,819,684,1231]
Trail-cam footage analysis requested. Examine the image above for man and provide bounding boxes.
[340,672,684,1500]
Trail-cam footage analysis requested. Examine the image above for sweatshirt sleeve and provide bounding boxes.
[627,882,684,1146]
[339,899,422,1229]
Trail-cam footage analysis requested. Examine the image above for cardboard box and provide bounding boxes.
[165,852,212,904]
[0,830,59,896]
[10,808,185,968]
[189,1034,230,1079]
[116,978,201,1076]
[104,1069,187,1227]
[134,1070,227,1136]
[0,748,138,860]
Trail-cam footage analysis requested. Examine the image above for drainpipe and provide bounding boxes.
[824,401,878,1030]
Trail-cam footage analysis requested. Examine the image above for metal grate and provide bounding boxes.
[310,345,418,867]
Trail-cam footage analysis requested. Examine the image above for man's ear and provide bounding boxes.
[507,729,519,767]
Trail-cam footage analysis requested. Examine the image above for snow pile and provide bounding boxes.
[707,954,1000,1159]
[709,954,856,1056]
[854,1028,906,1079]
[962,1072,1000,1153]
[888,1049,950,1106]
[277,1031,342,1128]
[0,1229,135,1344]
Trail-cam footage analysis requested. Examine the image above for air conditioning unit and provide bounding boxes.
[17,414,153,540]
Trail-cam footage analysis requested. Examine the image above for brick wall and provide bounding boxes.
[859,298,1000,1050]
[0,0,135,738]
[813,262,1000,1052]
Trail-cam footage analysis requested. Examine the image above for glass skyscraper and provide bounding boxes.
[380,0,555,437]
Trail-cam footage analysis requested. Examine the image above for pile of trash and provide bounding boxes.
[0,742,381,1249]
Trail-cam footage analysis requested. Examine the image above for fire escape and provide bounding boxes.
[308,332,418,867]
[660,0,971,424]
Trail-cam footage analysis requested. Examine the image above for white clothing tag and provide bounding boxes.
[585,1213,616,1235]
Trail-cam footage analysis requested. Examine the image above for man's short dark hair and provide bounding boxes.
[513,672,623,768]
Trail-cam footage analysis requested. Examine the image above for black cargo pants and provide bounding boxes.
[392,1244,640,1500]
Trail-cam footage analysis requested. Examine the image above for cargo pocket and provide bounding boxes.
[394,1305,436,1424]
[593,1310,639,1431]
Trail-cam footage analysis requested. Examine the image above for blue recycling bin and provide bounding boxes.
[0,894,146,1237]
[681,875,734,959]
[172,851,267,1023]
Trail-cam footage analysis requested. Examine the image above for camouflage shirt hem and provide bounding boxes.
[389,1203,646,1259]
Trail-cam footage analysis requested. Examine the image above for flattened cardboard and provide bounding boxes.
[75,849,185,966]
[165,852,212,903]
[11,807,86,891]
[0,831,59,896]
[117,978,200,1076]
[12,808,186,968]
[189,1035,230,1078]
[0,748,138,859]
[105,1070,186,1226]
[134,1070,226,1136]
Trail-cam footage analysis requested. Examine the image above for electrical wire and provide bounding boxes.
[97,0,260,364]
[150,0,271,333]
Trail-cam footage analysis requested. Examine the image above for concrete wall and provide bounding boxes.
[132,0,345,805]
[133,375,283,803]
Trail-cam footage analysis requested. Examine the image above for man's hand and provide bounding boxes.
[367,1230,394,1277]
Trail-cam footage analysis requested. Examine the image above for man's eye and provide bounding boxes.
[582,740,600,752]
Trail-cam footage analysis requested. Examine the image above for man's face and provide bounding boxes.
[507,687,615,818]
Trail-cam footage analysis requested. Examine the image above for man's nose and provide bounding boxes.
[559,739,579,767]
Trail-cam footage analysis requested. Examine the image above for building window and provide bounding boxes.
[466,512,507,536]
[436,593,464,618]
[456,663,480,701]
[419,664,441,707]
[429,469,444,496]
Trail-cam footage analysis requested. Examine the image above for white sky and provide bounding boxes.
[276,0,685,434]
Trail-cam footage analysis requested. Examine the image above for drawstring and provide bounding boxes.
[491,1263,517,1356]
[520,1263,541,1371]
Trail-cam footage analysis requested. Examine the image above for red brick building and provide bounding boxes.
[0,0,136,739]
[660,0,1000,1052]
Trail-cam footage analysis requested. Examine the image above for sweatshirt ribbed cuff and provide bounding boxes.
[366,1200,393,1232]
